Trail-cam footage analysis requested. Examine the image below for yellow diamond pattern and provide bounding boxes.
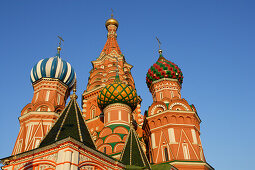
[97,81,138,111]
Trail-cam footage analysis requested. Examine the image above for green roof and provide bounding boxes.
[151,163,176,170]
[120,127,151,169]
[39,95,96,149]
[106,124,130,131]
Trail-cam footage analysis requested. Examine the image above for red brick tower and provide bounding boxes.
[143,49,213,169]
[12,45,76,155]
[82,16,144,148]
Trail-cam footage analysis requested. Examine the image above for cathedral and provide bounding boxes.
[0,16,214,170]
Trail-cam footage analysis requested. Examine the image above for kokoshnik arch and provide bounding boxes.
[1,15,214,170]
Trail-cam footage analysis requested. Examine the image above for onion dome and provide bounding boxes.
[97,75,138,111]
[105,17,119,29]
[30,53,76,89]
[146,51,183,88]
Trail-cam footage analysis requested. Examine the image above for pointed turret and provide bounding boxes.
[120,129,151,169]
[120,122,151,169]
[39,88,96,149]
[82,16,144,157]
[100,15,121,57]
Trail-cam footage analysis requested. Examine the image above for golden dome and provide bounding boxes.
[105,17,119,29]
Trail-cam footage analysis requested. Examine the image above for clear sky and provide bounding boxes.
[0,0,254,169]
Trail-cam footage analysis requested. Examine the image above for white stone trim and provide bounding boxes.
[169,102,189,111]
[151,104,166,115]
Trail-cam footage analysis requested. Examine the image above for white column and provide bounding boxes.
[168,128,176,143]
[70,150,79,170]
[56,149,65,170]
[118,110,121,120]
[151,133,156,148]
[63,150,72,169]
[191,129,198,144]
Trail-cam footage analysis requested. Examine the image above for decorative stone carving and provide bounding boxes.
[79,154,92,162]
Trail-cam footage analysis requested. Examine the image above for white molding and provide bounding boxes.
[169,102,189,111]
[151,123,200,133]
[19,112,59,120]
[147,110,195,118]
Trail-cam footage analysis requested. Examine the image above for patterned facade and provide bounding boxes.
[1,16,213,170]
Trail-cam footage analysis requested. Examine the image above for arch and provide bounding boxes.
[113,126,128,134]
[92,85,101,90]
[108,76,116,80]
[151,104,166,115]
[97,144,112,154]
[157,119,162,126]
[20,160,56,170]
[21,103,33,116]
[79,161,106,170]
[122,135,128,142]
[150,120,156,128]
[170,115,177,123]
[114,143,125,153]
[33,101,55,112]
[99,127,112,138]
[186,116,192,124]
[90,105,96,119]
[23,108,31,115]
[95,78,102,81]
[36,105,49,112]
[95,138,103,146]
[163,116,168,124]
[104,134,122,143]
[179,116,184,124]
[169,102,189,111]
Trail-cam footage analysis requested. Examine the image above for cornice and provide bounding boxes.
[1,137,125,168]
[19,111,59,121]
[146,109,201,123]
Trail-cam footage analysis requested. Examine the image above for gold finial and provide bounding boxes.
[105,9,119,29]
[111,8,114,18]
[70,81,78,99]
[156,37,162,54]
[57,36,64,54]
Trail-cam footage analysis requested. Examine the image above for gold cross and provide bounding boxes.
[156,37,161,49]
[111,9,114,18]
[57,36,64,47]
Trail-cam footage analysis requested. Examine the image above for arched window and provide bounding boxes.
[164,147,169,161]
[45,91,50,101]
[183,143,190,159]
[91,109,96,119]
[57,94,61,105]
[160,92,163,100]
[93,85,100,89]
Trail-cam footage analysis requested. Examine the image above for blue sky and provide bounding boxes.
[0,0,255,169]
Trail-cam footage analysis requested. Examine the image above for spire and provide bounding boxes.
[156,37,163,55]
[70,81,78,99]
[101,14,121,56]
[119,112,151,169]
[57,36,64,56]
[39,87,96,149]
[113,56,121,83]
[119,127,151,169]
